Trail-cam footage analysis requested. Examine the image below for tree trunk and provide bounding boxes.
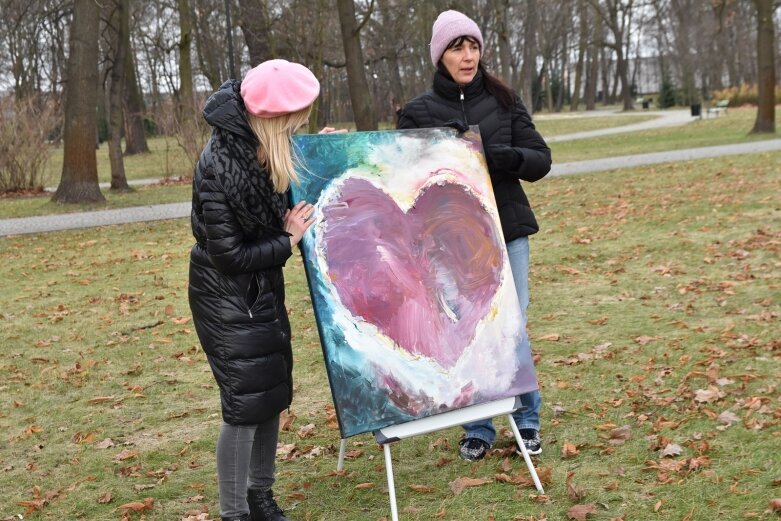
[308,0,327,134]
[570,0,587,111]
[106,0,131,191]
[751,0,775,133]
[122,4,149,156]
[494,0,512,85]
[238,0,272,65]
[585,3,600,110]
[336,0,377,130]
[192,0,224,89]
[520,0,538,113]
[177,0,197,155]
[52,0,104,204]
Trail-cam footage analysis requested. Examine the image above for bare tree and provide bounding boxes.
[336,0,377,130]
[192,0,228,88]
[103,0,131,191]
[52,0,104,204]
[751,0,776,133]
[122,8,150,157]
[589,0,635,110]
[519,0,539,112]
[238,0,273,65]
[570,0,588,111]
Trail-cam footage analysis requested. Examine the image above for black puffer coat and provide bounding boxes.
[397,70,551,242]
[189,80,294,425]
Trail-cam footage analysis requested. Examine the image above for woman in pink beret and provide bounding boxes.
[188,59,325,521]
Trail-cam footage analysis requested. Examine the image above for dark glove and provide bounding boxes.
[442,119,469,133]
[485,144,523,171]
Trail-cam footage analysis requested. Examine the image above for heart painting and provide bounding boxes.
[291,128,537,438]
[320,177,503,369]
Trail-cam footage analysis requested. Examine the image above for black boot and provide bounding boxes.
[221,515,250,521]
[247,488,289,521]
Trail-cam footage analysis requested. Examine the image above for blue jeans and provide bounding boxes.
[462,236,541,445]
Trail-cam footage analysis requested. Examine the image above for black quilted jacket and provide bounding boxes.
[188,80,294,425]
[397,70,551,241]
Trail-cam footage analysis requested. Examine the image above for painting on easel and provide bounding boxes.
[290,128,538,438]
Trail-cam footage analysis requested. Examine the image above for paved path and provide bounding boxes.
[0,202,190,237]
[546,110,695,143]
[2,112,779,237]
[551,139,781,177]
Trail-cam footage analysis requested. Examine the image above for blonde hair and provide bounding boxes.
[247,106,312,193]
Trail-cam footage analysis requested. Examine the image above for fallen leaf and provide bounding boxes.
[769,499,781,512]
[87,396,114,404]
[118,497,154,512]
[297,423,315,438]
[538,333,561,342]
[609,425,632,445]
[634,335,658,346]
[279,410,296,432]
[717,410,741,426]
[114,449,139,462]
[661,443,682,458]
[409,484,435,493]
[355,482,375,490]
[95,438,115,449]
[449,476,491,495]
[97,491,113,504]
[694,388,724,403]
[566,471,586,500]
[562,442,580,459]
[566,503,598,520]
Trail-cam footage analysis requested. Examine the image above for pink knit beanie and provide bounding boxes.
[429,10,484,66]
[241,59,320,118]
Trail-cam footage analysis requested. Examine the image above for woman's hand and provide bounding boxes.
[284,200,316,247]
[318,126,348,134]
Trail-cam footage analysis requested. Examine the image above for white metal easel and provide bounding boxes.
[337,396,544,521]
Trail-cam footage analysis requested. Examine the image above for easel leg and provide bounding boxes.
[337,438,347,471]
[383,443,399,521]
[507,414,545,494]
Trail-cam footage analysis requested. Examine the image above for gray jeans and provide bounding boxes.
[216,416,279,518]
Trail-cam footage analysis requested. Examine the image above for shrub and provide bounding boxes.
[147,95,209,179]
[710,84,781,105]
[657,76,678,109]
[0,95,60,192]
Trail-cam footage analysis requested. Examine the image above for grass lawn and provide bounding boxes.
[44,136,194,186]
[551,107,779,163]
[0,183,191,219]
[1,149,778,519]
[533,113,658,137]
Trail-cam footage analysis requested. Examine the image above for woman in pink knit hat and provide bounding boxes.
[398,10,552,462]
[189,59,335,521]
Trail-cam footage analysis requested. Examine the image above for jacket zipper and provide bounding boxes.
[459,88,469,126]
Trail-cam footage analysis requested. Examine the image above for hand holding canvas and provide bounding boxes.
[485,144,523,172]
[284,200,315,246]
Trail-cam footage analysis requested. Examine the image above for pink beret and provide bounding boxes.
[430,10,484,66]
[241,59,320,118]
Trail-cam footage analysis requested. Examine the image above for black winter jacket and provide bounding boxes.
[189,80,294,425]
[397,71,551,241]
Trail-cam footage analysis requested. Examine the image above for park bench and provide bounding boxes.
[706,99,730,117]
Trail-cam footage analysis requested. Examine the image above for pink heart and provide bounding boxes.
[321,177,503,369]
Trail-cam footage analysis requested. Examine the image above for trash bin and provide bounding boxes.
[642,100,649,110]
[690,103,701,117]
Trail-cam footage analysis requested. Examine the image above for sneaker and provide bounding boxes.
[247,488,289,521]
[458,437,490,461]
[516,429,542,456]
